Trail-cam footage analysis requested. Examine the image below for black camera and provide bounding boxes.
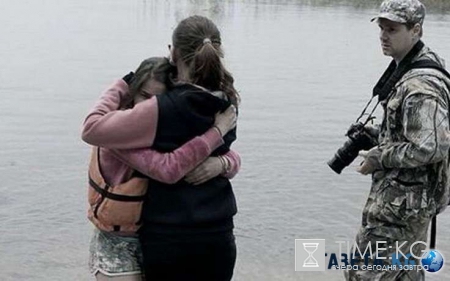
[328,122,378,174]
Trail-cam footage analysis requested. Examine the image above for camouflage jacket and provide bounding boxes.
[370,45,450,214]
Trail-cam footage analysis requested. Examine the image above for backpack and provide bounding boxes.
[87,147,148,234]
[408,60,450,249]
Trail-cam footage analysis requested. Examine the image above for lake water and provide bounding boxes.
[1,0,450,280]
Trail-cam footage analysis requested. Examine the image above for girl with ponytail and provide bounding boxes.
[171,15,240,107]
[140,15,240,281]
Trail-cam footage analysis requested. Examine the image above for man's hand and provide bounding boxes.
[364,124,380,139]
[357,147,383,175]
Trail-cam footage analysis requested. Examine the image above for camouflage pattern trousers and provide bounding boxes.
[345,178,433,281]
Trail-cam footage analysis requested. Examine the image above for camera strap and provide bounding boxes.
[355,41,425,124]
[373,40,425,101]
[360,40,450,125]
[356,96,379,125]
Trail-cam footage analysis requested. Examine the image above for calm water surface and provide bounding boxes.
[1,1,450,280]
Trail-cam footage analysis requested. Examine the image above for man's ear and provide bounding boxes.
[413,23,422,38]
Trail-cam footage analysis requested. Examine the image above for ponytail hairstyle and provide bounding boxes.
[120,57,176,109]
[172,15,240,107]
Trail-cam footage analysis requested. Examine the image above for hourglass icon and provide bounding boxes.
[303,243,319,267]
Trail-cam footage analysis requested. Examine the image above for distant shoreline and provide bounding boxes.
[288,0,450,12]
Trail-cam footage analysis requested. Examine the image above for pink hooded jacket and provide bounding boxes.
[82,79,240,186]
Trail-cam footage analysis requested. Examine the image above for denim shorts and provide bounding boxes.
[88,228,143,277]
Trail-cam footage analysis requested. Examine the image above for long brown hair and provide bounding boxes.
[172,15,239,107]
[120,57,175,109]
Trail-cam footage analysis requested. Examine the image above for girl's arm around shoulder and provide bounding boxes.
[81,79,158,149]
[110,128,224,184]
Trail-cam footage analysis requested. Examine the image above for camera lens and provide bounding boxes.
[327,156,346,174]
[328,139,360,174]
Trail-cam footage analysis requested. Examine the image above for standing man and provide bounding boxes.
[346,0,450,280]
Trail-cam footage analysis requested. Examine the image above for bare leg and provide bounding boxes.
[95,272,144,281]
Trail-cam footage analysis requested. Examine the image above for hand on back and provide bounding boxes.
[214,105,237,137]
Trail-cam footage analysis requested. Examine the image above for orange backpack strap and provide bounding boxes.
[88,147,111,220]
[88,147,146,202]
[89,177,146,202]
[88,147,107,190]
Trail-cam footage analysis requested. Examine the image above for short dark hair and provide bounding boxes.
[405,22,423,38]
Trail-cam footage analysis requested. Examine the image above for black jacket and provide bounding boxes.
[141,83,237,234]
